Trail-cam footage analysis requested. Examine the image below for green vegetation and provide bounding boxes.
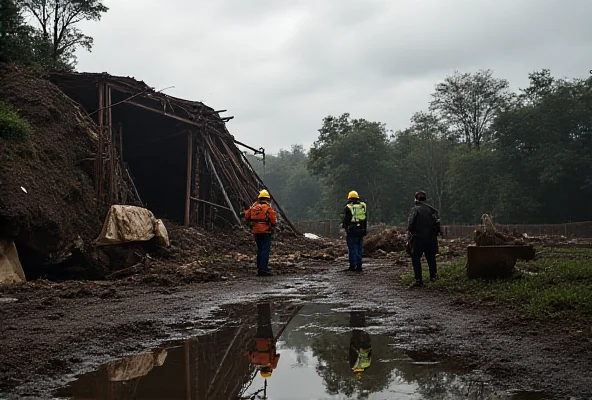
[0,0,108,69]
[402,248,592,320]
[0,101,30,141]
[253,69,592,226]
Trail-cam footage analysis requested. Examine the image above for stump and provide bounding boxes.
[466,244,535,279]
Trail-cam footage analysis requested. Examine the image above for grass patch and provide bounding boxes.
[76,170,93,190]
[402,247,592,320]
[0,101,31,141]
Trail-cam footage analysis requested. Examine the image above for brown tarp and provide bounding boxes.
[95,205,170,247]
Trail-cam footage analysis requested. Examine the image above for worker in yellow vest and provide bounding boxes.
[342,190,368,272]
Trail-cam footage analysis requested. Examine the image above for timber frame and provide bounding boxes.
[48,72,297,233]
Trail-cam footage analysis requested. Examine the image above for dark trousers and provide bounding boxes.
[411,239,437,281]
[254,233,272,271]
[346,234,364,269]
[256,303,273,338]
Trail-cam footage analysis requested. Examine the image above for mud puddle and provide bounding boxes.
[53,302,548,400]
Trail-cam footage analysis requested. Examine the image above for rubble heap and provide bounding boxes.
[363,228,408,255]
[473,214,524,246]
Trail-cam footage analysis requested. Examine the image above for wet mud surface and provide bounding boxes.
[1,260,591,399]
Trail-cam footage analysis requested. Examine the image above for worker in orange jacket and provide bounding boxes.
[244,189,277,277]
[247,303,280,379]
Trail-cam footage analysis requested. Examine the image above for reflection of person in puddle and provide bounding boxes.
[349,311,372,378]
[248,303,280,379]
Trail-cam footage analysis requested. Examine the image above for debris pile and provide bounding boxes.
[472,214,524,246]
[363,228,408,255]
[122,221,334,285]
[301,243,347,261]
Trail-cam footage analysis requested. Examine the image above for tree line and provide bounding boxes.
[249,69,592,226]
[0,0,107,70]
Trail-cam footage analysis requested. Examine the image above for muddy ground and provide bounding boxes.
[1,254,591,399]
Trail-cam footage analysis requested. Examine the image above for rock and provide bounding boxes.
[0,239,26,284]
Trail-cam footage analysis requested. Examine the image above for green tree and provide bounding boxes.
[493,71,592,223]
[247,145,323,221]
[309,113,394,222]
[430,69,511,150]
[0,0,36,63]
[19,0,108,69]
[395,112,454,214]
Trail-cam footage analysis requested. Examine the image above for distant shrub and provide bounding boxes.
[0,101,31,141]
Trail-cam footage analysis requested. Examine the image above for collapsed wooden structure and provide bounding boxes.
[48,72,297,233]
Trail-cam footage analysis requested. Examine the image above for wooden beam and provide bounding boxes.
[192,144,201,226]
[107,85,115,204]
[205,325,243,399]
[97,82,105,203]
[190,197,232,212]
[184,131,193,227]
[125,99,209,130]
[205,150,242,227]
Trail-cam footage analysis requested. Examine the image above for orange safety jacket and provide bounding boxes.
[247,338,280,369]
[244,200,277,234]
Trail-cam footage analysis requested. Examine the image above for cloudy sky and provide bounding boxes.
[76,0,592,153]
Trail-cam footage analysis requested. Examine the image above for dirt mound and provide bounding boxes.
[363,228,407,255]
[0,64,101,278]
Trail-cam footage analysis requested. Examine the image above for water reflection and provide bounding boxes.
[54,303,547,400]
[349,311,372,379]
[243,303,302,399]
[247,303,280,379]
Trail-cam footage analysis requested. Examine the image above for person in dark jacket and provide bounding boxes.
[407,190,442,287]
[342,190,368,272]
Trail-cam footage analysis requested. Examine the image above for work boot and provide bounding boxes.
[355,265,363,272]
[257,270,273,277]
[345,266,356,272]
[408,280,425,289]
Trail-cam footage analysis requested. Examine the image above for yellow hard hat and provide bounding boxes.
[258,189,271,199]
[260,370,272,378]
[348,190,359,199]
[353,368,364,378]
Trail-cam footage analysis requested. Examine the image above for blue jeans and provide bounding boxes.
[254,234,272,271]
[346,234,364,269]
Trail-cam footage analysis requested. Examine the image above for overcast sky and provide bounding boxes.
[76,0,592,154]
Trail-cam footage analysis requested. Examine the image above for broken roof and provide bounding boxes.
[48,71,298,234]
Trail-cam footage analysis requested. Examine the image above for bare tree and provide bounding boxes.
[19,0,107,69]
[429,69,510,150]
